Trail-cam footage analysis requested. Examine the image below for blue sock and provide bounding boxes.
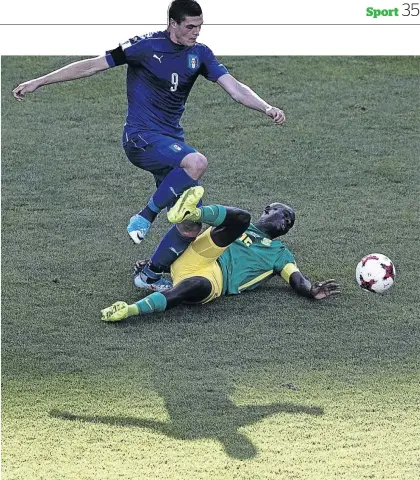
[152,168,198,210]
[150,225,196,273]
[138,205,158,223]
[143,198,202,219]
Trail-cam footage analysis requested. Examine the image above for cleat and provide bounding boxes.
[133,271,173,292]
[133,259,149,276]
[133,260,173,292]
[167,186,204,223]
[127,215,152,244]
[101,301,129,322]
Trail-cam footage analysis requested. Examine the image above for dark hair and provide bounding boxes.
[168,0,202,24]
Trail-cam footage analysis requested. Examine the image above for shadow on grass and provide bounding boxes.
[50,401,322,460]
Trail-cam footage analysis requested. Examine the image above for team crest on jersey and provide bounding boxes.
[170,143,182,152]
[188,55,200,70]
[261,238,272,246]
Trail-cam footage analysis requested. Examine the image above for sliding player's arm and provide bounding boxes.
[12,55,110,101]
[280,263,340,300]
[216,73,286,125]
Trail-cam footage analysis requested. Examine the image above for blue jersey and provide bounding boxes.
[106,30,228,142]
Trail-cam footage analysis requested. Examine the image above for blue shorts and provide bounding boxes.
[123,133,197,188]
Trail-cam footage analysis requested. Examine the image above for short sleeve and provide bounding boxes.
[200,46,228,82]
[273,247,296,275]
[279,263,300,283]
[118,35,152,66]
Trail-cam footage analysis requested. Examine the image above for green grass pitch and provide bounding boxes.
[2,56,420,479]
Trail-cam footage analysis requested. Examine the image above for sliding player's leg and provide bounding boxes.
[167,186,251,246]
[101,276,212,322]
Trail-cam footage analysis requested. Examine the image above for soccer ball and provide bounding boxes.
[355,253,396,293]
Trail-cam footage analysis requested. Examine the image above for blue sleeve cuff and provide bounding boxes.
[213,69,229,82]
[105,52,116,68]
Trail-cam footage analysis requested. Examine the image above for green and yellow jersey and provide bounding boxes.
[217,224,298,295]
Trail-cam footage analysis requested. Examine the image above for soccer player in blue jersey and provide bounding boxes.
[101,187,340,322]
[12,0,286,292]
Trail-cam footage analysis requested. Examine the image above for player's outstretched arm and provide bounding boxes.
[289,271,341,300]
[12,55,110,101]
[216,73,286,125]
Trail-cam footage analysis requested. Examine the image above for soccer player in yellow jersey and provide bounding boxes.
[101,187,340,321]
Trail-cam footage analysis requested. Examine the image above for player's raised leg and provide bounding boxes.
[126,139,207,244]
[167,186,251,247]
[167,185,204,222]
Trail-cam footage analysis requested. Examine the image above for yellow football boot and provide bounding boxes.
[167,186,204,223]
[101,301,129,322]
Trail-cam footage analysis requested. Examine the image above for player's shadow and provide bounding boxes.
[50,395,322,460]
[50,296,324,460]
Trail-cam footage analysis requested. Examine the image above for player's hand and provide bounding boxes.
[12,80,39,101]
[310,279,341,300]
[265,106,286,125]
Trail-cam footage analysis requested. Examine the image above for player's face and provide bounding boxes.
[260,203,295,237]
[170,15,203,46]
